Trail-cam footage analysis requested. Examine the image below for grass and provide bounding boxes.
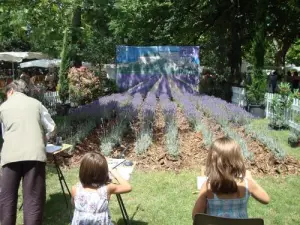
[250,119,300,159]
[16,167,300,225]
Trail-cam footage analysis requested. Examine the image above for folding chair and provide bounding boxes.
[193,213,264,225]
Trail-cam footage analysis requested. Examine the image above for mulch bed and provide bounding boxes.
[51,106,300,176]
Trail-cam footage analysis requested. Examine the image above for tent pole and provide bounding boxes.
[12,62,15,79]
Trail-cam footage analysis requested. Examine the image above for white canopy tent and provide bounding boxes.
[286,64,300,71]
[0,52,48,63]
[0,52,49,77]
[20,59,92,68]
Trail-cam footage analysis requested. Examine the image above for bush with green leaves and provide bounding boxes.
[269,82,293,129]
[58,28,71,104]
[68,67,102,106]
[246,70,267,105]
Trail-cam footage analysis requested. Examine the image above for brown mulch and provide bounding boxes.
[51,107,300,176]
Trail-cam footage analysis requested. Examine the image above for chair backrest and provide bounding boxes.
[193,214,264,225]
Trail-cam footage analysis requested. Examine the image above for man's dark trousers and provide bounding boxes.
[0,161,46,225]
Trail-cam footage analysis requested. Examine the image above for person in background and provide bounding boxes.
[0,79,56,225]
[269,70,278,93]
[287,71,293,88]
[71,152,132,225]
[192,137,270,219]
[292,71,300,91]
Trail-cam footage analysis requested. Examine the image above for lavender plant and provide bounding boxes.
[134,92,157,154]
[165,121,180,158]
[195,123,213,147]
[222,124,253,160]
[159,94,180,157]
[100,121,127,156]
[197,95,253,126]
[172,91,203,128]
[245,124,285,160]
[159,94,176,126]
[56,117,96,151]
[134,128,153,154]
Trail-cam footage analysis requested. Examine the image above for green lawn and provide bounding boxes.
[250,119,300,159]
[16,167,300,225]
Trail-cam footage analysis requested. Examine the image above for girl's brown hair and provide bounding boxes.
[206,136,246,194]
[79,152,109,188]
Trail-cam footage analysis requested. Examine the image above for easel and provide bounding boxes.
[19,144,72,211]
[116,194,131,225]
[108,157,134,225]
[49,144,73,209]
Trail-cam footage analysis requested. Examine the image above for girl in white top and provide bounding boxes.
[71,152,132,225]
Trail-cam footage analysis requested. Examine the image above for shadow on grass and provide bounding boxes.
[116,219,148,225]
[44,193,72,225]
[116,204,148,225]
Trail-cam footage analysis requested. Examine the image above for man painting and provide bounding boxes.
[0,79,56,225]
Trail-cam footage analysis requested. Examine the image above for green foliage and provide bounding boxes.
[269,83,293,129]
[288,132,298,147]
[286,39,300,66]
[246,70,267,105]
[58,28,72,103]
[103,78,119,94]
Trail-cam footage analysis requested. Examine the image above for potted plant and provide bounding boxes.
[288,132,299,148]
[246,70,267,118]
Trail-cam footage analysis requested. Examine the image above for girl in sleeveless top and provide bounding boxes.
[192,137,270,219]
[71,152,132,225]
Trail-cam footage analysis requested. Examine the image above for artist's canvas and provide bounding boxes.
[116,46,200,93]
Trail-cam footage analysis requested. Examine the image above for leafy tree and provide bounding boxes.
[286,39,300,66]
[266,0,300,68]
[58,28,72,103]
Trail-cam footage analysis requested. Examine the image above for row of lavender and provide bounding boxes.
[134,92,157,154]
[159,94,179,157]
[68,75,282,159]
[100,93,143,156]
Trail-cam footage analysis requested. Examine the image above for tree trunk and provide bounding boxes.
[72,6,82,68]
[275,40,292,69]
[253,0,267,70]
[229,17,242,85]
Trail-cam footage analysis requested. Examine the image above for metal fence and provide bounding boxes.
[43,91,61,116]
[231,86,247,107]
[231,87,300,131]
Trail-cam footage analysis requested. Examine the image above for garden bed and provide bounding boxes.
[51,107,300,176]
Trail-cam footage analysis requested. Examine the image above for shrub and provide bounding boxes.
[58,28,71,104]
[288,132,299,148]
[246,70,267,105]
[269,82,293,129]
[68,67,102,105]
